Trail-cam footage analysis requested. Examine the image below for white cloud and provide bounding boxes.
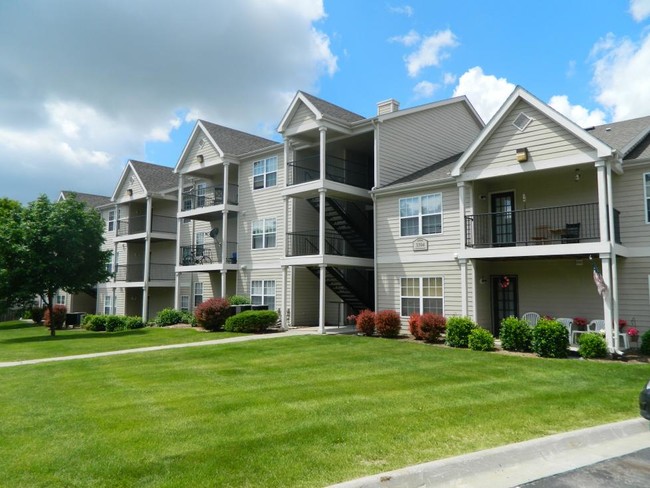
[405,30,459,77]
[412,81,438,99]
[0,0,336,202]
[389,30,421,47]
[590,31,650,121]
[452,67,514,122]
[443,72,457,85]
[630,0,650,21]
[548,95,607,127]
[388,5,414,17]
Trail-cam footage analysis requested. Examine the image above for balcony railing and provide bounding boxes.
[149,263,175,281]
[287,155,371,189]
[183,184,239,209]
[116,214,176,236]
[179,242,238,266]
[464,202,621,248]
[286,230,367,257]
[114,263,175,282]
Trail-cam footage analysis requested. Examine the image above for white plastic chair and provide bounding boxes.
[586,319,629,349]
[556,318,573,342]
[521,312,540,327]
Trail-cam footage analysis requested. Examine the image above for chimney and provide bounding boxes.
[377,99,400,115]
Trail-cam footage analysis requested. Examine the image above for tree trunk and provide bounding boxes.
[47,291,55,337]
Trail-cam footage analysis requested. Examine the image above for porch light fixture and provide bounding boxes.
[574,168,581,182]
[196,154,204,164]
[515,147,529,162]
[127,188,133,196]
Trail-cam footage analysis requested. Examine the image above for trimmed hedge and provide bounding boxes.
[418,313,446,343]
[468,328,495,351]
[194,298,231,331]
[355,310,375,336]
[445,316,478,348]
[532,318,569,358]
[499,316,533,352]
[82,314,145,332]
[408,313,422,340]
[375,310,401,338]
[154,308,193,326]
[228,295,251,305]
[224,310,278,333]
[578,333,608,359]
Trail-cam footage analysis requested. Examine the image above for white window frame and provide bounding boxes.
[644,173,650,224]
[107,210,115,232]
[194,282,203,307]
[400,277,444,317]
[180,295,189,312]
[251,217,277,249]
[103,295,113,315]
[253,156,278,190]
[251,280,276,310]
[399,193,443,237]
[56,293,66,306]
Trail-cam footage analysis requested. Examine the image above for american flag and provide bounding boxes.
[592,264,608,297]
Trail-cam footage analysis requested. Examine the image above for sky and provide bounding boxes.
[2,0,650,203]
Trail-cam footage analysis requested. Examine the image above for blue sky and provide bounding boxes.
[2,1,650,203]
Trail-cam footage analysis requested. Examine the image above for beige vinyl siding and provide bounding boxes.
[291,267,339,326]
[148,289,174,318]
[116,168,145,200]
[466,101,593,175]
[285,103,318,133]
[612,165,650,246]
[617,257,650,335]
[378,103,482,186]
[150,241,176,266]
[181,129,223,174]
[375,184,461,258]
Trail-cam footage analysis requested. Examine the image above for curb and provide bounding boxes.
[328,418,650,488]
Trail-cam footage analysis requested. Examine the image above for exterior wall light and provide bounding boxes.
[515,147,529,162]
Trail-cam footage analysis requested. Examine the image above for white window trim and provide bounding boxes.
[107,210,116,232]
[253,156,278,190]
[194,282,203,307]
[180,295,189,312]
[398,193,443,238]
[644,172,650,224]
[399,276,444,317]
[251,280,276,309]
[103,295,113,315]
[251,217,277,250]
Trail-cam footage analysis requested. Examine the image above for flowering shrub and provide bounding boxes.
[408,313,422,339]
[618,319,627,329]
[44,305,67,329]
[499,316,532,352]
[445,316,478,348]
[194,297,231,331]
[355,309,375,336]
[374,310,401,338]
[346,314,357,325]
[627,327,639,338]
[468,328,495,351]
[572,317,588,327]
[418,313,446,343]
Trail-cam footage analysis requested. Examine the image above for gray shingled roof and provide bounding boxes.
[299,91,365,123]
[586,115,650,156]
[382,153,463,188]
[130,160,178,193]
[61,191,111,208]
[199,120,277,156]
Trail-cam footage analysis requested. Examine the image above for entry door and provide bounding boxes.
[491,275,518,335]
[491,192,515,247]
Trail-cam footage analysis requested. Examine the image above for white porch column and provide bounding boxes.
[459,258,468,316]
[281,265,288,330]
[606,163,620,349]
[600,255,613,351]
[470,259,478,323]
[284,138,291,186]
[318,188,327,256]
[282,196,289,258]
[174,174,184,310]
[221,210,229,264]
[458,182,466,250]
[220,270,227,299]
[596,161,608,243]
[319,127,327,183]
[319,263,327,334]
[142,195,153,321]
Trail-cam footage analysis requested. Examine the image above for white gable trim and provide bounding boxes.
[277,92,323,133]
[451,86,614,177]
[173,121,225,174]
[111,160,146,201]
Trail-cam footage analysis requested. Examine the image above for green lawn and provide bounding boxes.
[0,320,242,362]
[0,333,648,487]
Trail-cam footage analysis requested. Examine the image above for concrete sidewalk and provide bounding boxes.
[328,418,650,488]
[0,325,355,368]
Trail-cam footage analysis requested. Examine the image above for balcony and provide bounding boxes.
[116,214,176,237]
[286,230,369,258]
[183,184,239,209]
[464,203,620,248]
[179,242,238,266]
[287,155,371,189]
[114,263,175,282]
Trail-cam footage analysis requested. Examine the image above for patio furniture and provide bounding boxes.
[572,319,630,349]
[561,223,581,243]
[556,318,573,342]
[521,312,540,327]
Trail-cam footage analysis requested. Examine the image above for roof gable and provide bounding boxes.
[277,91,364,133]
[112,160,177,201]
[59,191,111,208]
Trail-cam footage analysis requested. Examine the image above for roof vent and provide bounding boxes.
[377,99,400,115]
[513,112,533,131]
[198,137,206,149]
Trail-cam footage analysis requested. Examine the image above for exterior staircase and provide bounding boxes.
[307,266,374,313]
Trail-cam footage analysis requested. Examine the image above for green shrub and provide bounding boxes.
[124,316,145,330]
[578,333,608,359]
[468,328,495,351]
[194,298,231,331]
[82,314,107,331]
[228,295,251,305]
[44,305,67,329]
[374,310,401,338]
[104,315,124,332]
[418,313,446,343]
[355,310,375,336]
[499,316,533,352]
[31,306,45,324]
[408,313,421,339]
[640,329,650,355]
[154,308,187,326]
[224,310,278,333]
[445,316,478,348]
[532,318,569,358]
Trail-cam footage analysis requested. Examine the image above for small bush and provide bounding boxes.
[82,314,107,331]
[124,316,145,330]
[355,310,375,336]
[104,315,124,332]
[374,310,401,338]
[408,313,421,339]
[31,306,45,324]
[154,308,187,326]
[445,316,478,348]
[418,313,447,343]
[194,298,231,331]
[640,329,650,355]
[224,310,278,333]
[44,305,67,329]
[499,316,533,352]
[578,333,608,359]
[228,295,251,305]
[468,328,495,351]
[532,318,569,358]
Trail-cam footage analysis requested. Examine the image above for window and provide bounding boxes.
[253,156,277,189]
[180,295,189,312]
[251,280,275,310]
[645,173,650,223]
[196,182,207,207]
[107,210,115,232]
[400,277,443,316]
[56,293,66,305]
[252,218,276,249]
[194,282,203,307]
[107,251,118,274]
[103,295,112,315]
[399,194,442,236]
[195,231,205,256]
